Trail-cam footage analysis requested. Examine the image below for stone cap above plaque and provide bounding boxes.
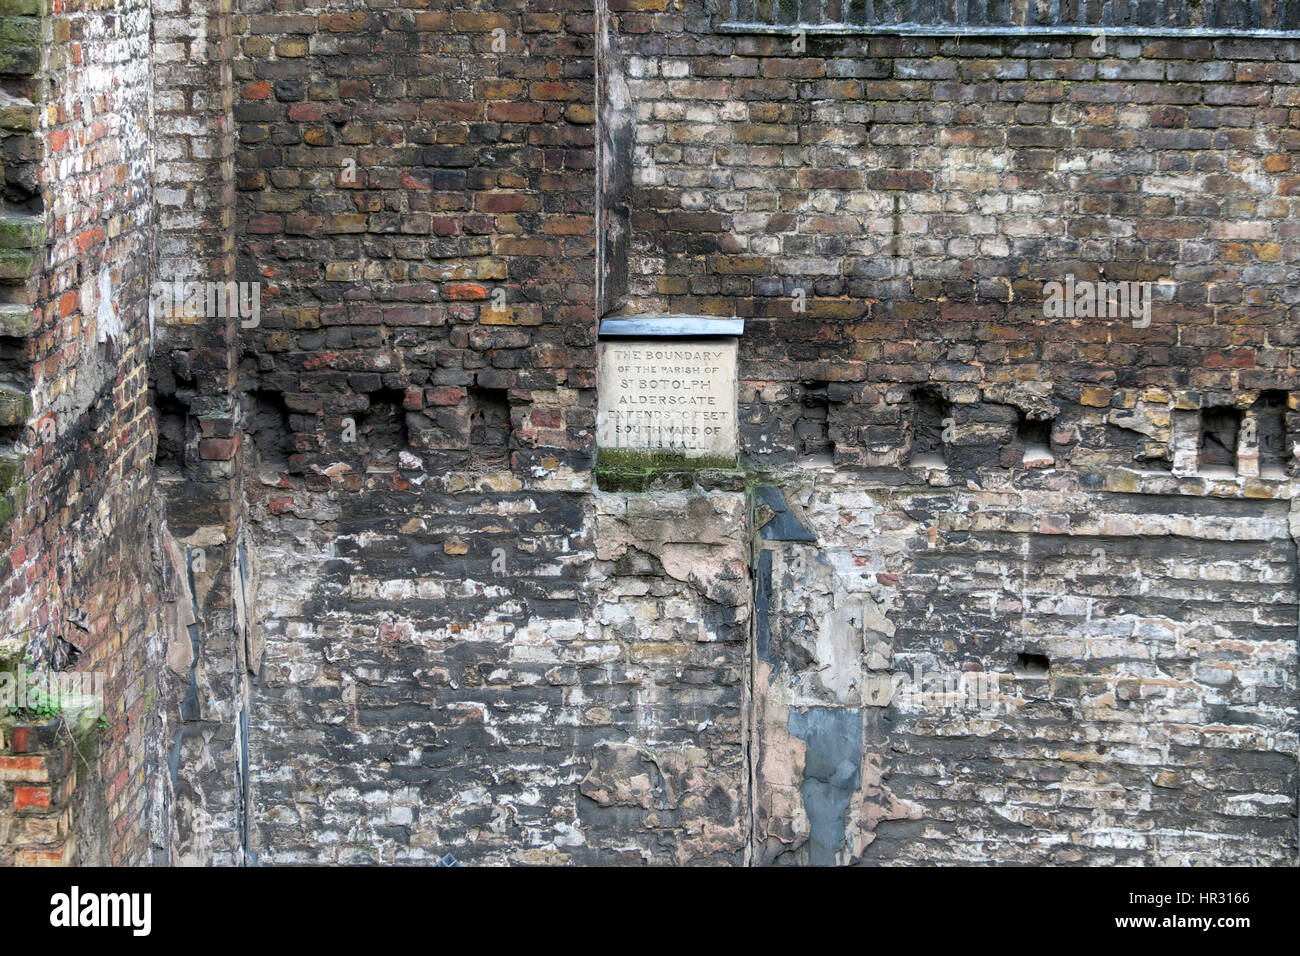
[599,315,745,338]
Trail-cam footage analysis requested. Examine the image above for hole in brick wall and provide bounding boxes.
[1199,406,1241,474]
[1,176,39,214]
[908,387,949,467]
[1015,652,1050,677]
[469,386,511,465]
[1254,390,1289,477]
[153,390,189,471]
[247,389,292,469]
[0,358,27,448]
[0,349,32,464]
[27,631,82,672]
[0,419,22,449]
[1106,419,1173,471]
[1016,415,1053,468]
[795,381,834,465]
[358,387,409,463]
[0,336,27,380]
[0,95,42,217]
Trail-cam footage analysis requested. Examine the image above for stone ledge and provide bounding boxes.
[0,214,43,250]
[0,303,33,337]
[594,448,743,492]
[0,15,40,76]
[0,90,38,132]
[0,0,47,18]
[0,249,35,283]
[0,385,31,426]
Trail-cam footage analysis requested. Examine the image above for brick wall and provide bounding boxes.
[754,476,1297,864]
[2,0,1296,867]
[231,1,1298,865]
[230,0,616,863]
[234,0,598,482]
[1,0,166,866]
[616,9,1300,471]
[0,724,77,865]
[149,0,253,869]
[612,2,1299,865]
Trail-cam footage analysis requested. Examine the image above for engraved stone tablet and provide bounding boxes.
[597,339,738,458]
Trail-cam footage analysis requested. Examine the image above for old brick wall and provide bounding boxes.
[227,1,1298,865]
[754,477,1297,864]
[613,2,1300,864]
[225,0,708,864]
[616,8,1300,471]
[0,723,78,865]
[149,0,254,869]
[231,0,758,865]
[1,0,168,865]
[5,0,1297,868]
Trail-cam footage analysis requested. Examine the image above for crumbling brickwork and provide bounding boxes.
[608,1,1299,865]
[754,477,1297,864]
[617,18,1300,469]
[231,0,606,863]
[0,723,80,865]
[149,0,254,870]
[1,0,1297,866]
[232,0,744,867]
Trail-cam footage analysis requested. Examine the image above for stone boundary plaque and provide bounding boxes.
[597,337,739,458]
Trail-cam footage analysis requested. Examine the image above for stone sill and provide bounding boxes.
[594,449,744,493]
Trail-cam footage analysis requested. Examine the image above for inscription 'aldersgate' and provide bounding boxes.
[597,340,738,457]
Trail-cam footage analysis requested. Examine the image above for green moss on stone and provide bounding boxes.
[598,449,736,471]
[0,215,44,249]
[0,247,35,281]
[0,453,20,495]
[0,1,45,18]
[594,448,739,492]
[0,386,32,426]
[0,15,40,45]
[0,42,38,76]
[0,304,33,337]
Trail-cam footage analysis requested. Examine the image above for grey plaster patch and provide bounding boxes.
[787,706,862,866]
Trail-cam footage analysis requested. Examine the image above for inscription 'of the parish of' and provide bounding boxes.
[597,339,738,457]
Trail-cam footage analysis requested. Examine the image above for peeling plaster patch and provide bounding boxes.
[578,740,745,864]
[95,268,122,346]
[765,545,869,706]
[750,479,922,865]
[158,527,197,677]
[595,492,750,608]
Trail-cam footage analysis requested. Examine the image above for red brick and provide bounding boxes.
[14,786,51,811]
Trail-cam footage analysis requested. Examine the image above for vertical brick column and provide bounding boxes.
[2,0,167,867]
[151,0,251,866]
